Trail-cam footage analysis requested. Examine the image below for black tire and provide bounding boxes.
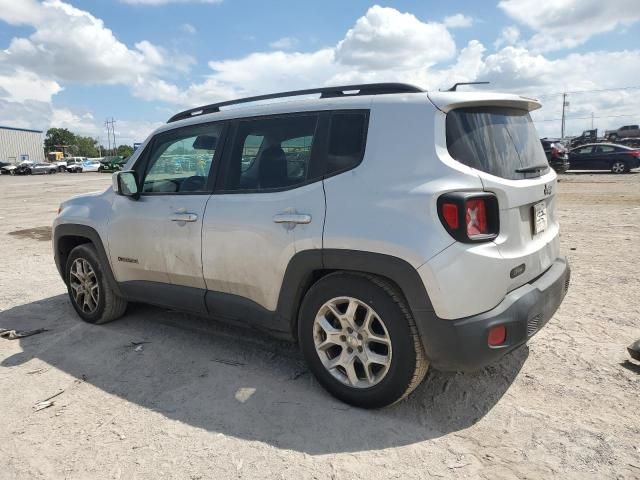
[298,272,428,408]
[65,244,127,324]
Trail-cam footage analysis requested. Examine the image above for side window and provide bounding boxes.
[142,123,223,194]
[577,146,593,154]
[281,135,313,181]
[597,146,615,153]
[241,134,263,173]
[326,112,368,175]
[223,114,318,191]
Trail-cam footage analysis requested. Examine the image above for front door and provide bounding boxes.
[107,122,226,312]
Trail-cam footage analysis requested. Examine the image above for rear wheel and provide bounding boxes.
[65,244,127,324]
[611,161,627,174]
[298,272,428,408]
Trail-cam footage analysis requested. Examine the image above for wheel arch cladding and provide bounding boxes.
[281,249,436,340]
[54,224,122,296]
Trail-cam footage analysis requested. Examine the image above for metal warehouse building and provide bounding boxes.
[0,126,44,164]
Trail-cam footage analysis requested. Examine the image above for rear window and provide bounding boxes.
[446,107,549,180]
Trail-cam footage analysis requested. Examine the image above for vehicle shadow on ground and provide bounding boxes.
[0,295,528,454]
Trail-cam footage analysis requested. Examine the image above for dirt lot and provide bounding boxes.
[0,172,638,479]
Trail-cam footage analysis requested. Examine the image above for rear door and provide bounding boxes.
[201,113,325,317]
[570,145,594,169]
[593,145,615,169]
[444,106,559,289]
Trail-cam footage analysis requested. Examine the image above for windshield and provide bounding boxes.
[446,107,549,180]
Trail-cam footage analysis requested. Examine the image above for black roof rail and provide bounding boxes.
[446,81,490,92]
[167,83,424,123]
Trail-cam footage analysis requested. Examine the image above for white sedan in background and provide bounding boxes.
[67,159,101,173]
[81,160,102,172]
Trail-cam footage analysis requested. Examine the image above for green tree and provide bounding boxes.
[44,128,76,154]
[75,136,100,157]
[116,144,134,158]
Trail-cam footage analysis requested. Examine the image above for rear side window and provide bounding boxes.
[222,114,318,191]
[596,146,615,153]
[446,107,549,180]
[326,112,367,175]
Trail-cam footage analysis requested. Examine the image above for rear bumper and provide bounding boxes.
[416,256,570,372]
[549,158,569,173]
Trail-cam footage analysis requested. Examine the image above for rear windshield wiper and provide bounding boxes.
[515,164,548,173]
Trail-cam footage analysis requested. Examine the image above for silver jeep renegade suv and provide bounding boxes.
[53,83,570,408]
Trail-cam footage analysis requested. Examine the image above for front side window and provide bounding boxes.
[142,123,223,194]
[577,146,594,154]
[222,114,318,191]
[446,107,549,180]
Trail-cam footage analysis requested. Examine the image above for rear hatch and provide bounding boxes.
[429,91,559,291]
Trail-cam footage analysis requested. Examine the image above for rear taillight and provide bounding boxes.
[438,193,499,243]
[630,150,640,157]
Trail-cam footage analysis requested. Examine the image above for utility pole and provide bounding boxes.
[560,92,567,139]
[591,112,594,129]
[104,118,117,155]
[111,118,117,154]
[104,120,112,155]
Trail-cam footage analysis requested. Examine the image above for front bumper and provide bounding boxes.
[416,257,570,372]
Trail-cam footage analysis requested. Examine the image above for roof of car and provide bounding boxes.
[571,142,633,150]
[156,83,541,138]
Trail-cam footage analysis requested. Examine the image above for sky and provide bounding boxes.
[1,0,640,144]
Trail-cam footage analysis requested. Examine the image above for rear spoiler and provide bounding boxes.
[427,91,542,113]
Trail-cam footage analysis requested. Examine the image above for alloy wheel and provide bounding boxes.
[313,296,392,388]
[69,258,100,314]
[612,161,625,173]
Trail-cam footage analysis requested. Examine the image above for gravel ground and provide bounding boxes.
[0,172,638,479]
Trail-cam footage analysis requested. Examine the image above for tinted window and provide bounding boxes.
[223,114,318,191]
[142,123,223,194]
[446,107,549,180]
[596,146,615,153]
[576,146,593,154]
[327,112,367,175]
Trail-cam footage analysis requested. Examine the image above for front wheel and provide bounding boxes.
[298,272,429,408]
[65,244,127,324]
[611,161,627,174]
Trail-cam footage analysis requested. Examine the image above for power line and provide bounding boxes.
[536,85,640,99]
[532,113,636,123]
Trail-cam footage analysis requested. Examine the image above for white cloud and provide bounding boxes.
[494,25,520,49]
[181,23,197,34]
[444,14,473,28]
[0,0,194,84]
[0,68,62,102]
[335,5,456,70]
[498,0,640,51]
[269,37,298,50]
[1,2,640,143]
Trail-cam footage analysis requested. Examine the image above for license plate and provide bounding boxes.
[533,201,547,234]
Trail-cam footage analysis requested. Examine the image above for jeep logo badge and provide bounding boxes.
[544,184,552,196]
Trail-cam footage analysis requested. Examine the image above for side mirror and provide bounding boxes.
[113,170,140,199]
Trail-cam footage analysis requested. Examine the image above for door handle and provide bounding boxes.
[272,213,312,224]
[170,213,198,222]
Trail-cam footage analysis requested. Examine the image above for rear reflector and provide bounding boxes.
[488,325,507,346]
[442,203,459,229]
